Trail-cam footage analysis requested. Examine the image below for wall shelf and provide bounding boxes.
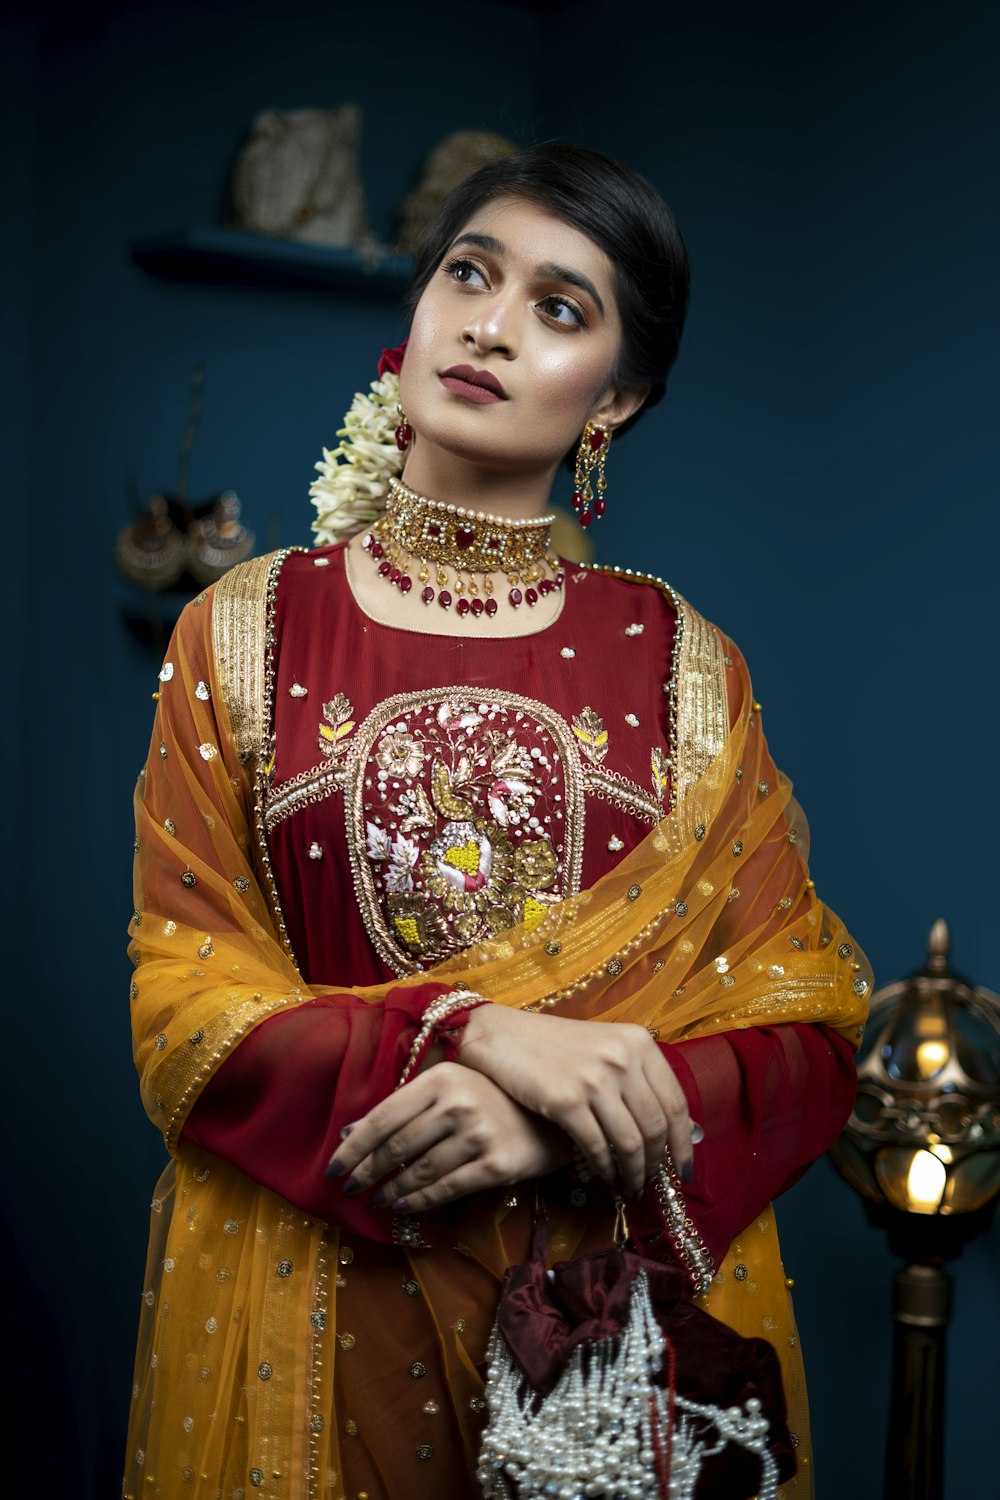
[131,227,414,296]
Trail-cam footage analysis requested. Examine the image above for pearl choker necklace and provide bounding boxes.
[361,477,564,618]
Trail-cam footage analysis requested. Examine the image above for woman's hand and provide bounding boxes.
[458,1007,692,1197]
[324,1062,572,1215]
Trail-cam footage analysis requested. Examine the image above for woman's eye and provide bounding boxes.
[443,257,488,288]
[540,296,586,328]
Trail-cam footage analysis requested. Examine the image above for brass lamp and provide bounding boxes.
[829,919,1000,1500]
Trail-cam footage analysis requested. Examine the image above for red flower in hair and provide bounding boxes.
[378,340,408,378]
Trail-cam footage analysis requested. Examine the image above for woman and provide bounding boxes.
[125,144,869,1500]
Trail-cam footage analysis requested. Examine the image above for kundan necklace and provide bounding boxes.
[361,476,564,619]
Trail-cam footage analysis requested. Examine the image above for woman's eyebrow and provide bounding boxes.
[536,261,605,317]
[448,231,506,258]
[447,233,606,317]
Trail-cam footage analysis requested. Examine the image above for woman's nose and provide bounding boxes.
[463,295,520,358]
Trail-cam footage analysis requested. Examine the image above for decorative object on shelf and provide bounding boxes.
[396,130,517,256]
[228,105,377,251]
[117,490,254,590]
[186,489,255,584]
[116,361,255,647]
[829,919,1000,1500]
[115,492,188,591]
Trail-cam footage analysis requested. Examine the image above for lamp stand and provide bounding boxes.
[885,1263,950,1500]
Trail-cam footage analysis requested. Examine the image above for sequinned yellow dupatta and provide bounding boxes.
[125,553,869,1500]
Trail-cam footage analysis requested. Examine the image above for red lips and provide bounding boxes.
[440,365,508,398]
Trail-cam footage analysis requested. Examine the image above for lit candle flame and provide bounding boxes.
[906,1149,947,1213]
[915,1039,950,1079]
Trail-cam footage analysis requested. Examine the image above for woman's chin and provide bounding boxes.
[408,429,529,477]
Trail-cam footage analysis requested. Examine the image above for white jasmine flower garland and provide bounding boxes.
[309,371,405,545]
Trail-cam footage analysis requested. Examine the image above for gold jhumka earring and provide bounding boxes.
[394,402,413,452]
[571,421,611,528]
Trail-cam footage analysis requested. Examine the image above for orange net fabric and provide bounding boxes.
[124,565,868,1499]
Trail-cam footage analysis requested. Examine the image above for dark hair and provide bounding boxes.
[408,142,690,438]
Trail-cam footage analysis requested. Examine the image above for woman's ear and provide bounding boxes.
[590,385,650,433]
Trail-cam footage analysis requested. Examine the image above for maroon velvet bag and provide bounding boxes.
[477,1239,795,1500]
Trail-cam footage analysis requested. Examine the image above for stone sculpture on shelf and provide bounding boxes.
[396,130,517,256]
[228,105,370,248]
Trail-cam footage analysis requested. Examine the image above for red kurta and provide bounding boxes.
[187,544,855,1264]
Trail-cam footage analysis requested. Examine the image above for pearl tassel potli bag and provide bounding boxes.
[477,1176,789,1500]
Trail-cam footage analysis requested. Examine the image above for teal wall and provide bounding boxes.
[4,1,996,1493]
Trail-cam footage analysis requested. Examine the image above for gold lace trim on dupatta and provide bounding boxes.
[211,552,276,764]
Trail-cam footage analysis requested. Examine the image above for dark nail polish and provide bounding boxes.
[681,1158,694,1184]
[343,1177,361,1196]
[324,1159,346,1180]
[395,1198,412,1215]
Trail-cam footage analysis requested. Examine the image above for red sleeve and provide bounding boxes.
[633,1023,857,1270]
[182,981,478,1242]
[188,1008,855,1260]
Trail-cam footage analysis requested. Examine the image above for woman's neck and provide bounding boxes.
[399,444,560,523]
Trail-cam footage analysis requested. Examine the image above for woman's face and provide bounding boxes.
[399,197,637,475]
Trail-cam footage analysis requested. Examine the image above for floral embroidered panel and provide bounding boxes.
[265,546,679,985]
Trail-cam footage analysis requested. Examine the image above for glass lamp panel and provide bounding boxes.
[883,998,950,1083]
[874,1147,946,1214]
[828,1133,882,1202]
[942,1151,1000,1213]
[953,1002,1000,1086]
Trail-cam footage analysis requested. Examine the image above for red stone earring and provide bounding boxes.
[571,421,611,528]
[394,402,413,452]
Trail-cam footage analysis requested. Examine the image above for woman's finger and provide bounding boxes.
[557,1103,619,1185]
[343,1110,454,1196]
[371,1136,478,1208]
[592,1094,652,1197]
[325,1073,435,1179]
[620,1082,669,1185]
[642,1052,694,1179]
[391,1157,517,1217]
[665,1106,695,1183]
